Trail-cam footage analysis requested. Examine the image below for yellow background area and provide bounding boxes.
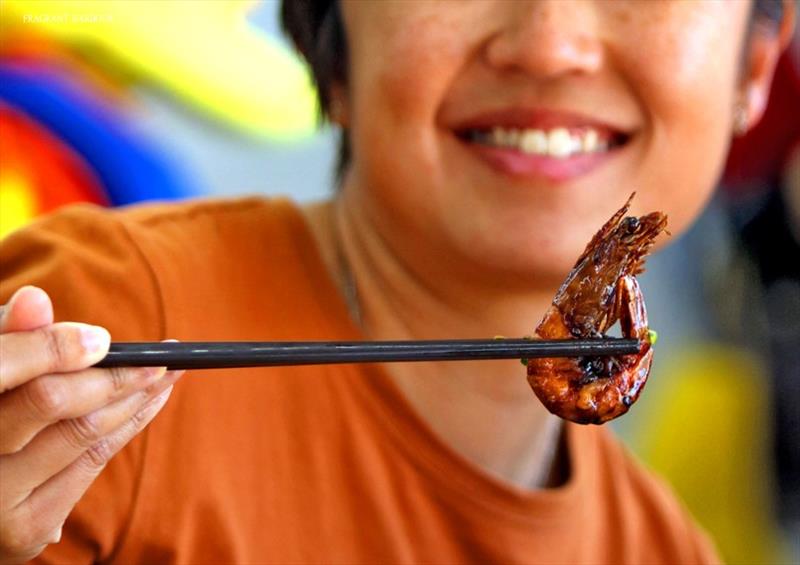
[635,345,793,564]
[2,0,319,139]
[0,174,37,239]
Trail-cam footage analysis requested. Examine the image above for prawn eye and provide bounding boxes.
[623,216,640,234]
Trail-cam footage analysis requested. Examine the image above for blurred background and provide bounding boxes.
[0,2,797,563]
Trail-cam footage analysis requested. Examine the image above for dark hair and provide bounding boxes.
[281,0,786,179]
[281,0,348,180]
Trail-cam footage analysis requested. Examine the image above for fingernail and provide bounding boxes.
[10,286,47,309]
[80,325,110,354]
[24,286,49,306]
[144,370,181,395]
[142,366,166,380]
[147,385,173,409]
[166,369,185,380]
[49,527,63,544]
[157,369,184,387]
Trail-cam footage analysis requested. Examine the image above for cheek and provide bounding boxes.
[347,10,471,219]
[622,7,747,238]
[621,3,746,124]
[348,4,463,130]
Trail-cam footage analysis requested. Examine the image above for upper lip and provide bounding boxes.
[450,107,632,138]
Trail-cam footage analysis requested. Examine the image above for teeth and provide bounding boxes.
[582,129,599,153]
[548,128,573,158]
[477,126,611,158]
[506,129,520,146]
[520,130,547,154]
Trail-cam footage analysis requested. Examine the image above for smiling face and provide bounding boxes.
[337,0,785,287]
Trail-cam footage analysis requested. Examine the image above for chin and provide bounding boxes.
[463,233,590,290]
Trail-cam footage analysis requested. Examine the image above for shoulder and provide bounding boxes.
[0,197,303,338]
[0,195,301,271]
[107,197,312,282]
[2,196,296,250]
[34,196,298,247]
[585,426,721,564]
[117,195,294,230]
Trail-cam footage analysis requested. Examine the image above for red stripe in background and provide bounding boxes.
[724,46,800,193]
[0,104,108,215]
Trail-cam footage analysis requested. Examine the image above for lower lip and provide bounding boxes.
[460,138,621,183]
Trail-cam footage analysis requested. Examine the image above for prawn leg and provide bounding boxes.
[613,275,653,406]
[615,275,651,344]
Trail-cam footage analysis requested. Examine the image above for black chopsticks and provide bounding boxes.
[93,338,641,370]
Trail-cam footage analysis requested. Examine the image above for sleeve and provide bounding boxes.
[0,204,166,564]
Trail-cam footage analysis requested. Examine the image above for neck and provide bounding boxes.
[303,196,568,489]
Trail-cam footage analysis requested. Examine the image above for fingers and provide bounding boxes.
[0,286,54,334]
[0,366,168,455]
[0,286,186,562]
[2,370,182,500]
[0,323,110,393]
[0,385,175,564]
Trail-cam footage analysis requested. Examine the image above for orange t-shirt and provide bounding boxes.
[0,198,720,564]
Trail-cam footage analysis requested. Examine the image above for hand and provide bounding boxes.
[0,287,182,564]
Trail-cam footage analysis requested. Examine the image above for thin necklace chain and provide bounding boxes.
[332,210,363,330]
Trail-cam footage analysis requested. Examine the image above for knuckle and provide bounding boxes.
[24,377,68,420]
[0,523,21,555]
[132,389,170,429]
[0,520,47,558]
[81,439,113,471]
[37,326,72,371]
[106,367,130,394]
[60,413,102,449]
[131,403,154,429]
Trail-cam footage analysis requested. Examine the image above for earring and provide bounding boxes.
[733,103,749,137]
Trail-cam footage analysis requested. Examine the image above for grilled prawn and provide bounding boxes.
[527,194,668,424]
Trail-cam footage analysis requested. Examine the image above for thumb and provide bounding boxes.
[0,286,55,333]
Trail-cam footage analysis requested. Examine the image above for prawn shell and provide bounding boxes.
[527,347,653,424]
[524,194,666,424]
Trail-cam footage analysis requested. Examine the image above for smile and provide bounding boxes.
[464,126,626,159]
[449,107,635,182]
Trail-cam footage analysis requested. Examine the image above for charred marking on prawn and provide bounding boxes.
[526,194,667,424]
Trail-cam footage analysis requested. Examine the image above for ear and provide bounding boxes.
[328,82,350,127]
[740,1,796,129]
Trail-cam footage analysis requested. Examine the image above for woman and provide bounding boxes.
[0,1,794,563]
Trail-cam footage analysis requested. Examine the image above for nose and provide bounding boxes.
[485,0,603,79]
